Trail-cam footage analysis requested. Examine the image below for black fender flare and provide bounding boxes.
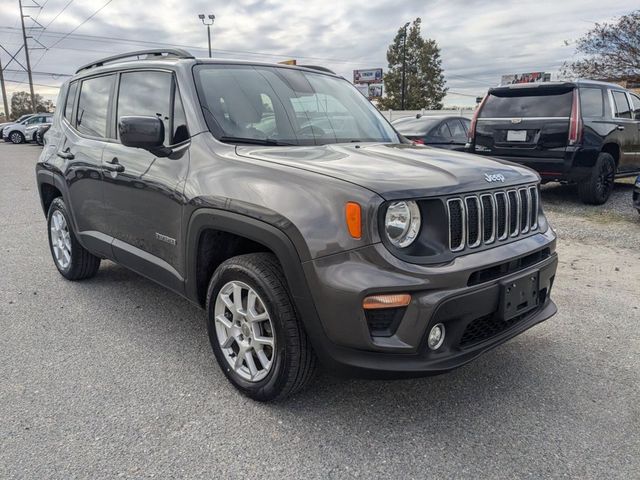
[184,208,331,357]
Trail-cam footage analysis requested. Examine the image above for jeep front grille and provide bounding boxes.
[447,185,539,252]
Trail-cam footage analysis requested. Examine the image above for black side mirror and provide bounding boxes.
[119,116,170,156]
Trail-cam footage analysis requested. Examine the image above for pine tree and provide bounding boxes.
[379,18,447,110]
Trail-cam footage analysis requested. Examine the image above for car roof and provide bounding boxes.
[72,49,340,80]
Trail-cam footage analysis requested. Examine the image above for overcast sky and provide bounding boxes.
[0,0,637,109]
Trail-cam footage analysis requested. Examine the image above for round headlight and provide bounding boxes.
[384,200,421,248]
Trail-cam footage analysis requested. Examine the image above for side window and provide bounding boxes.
[460,118,470,134]
[630,93,640,120]
[612,90,631,119]
[77,75,115,138]
[117,71,172,145]
[433,122,452,140]
[580,88,604,117]
[172,88,190,144]
[447,119,467,141]
[64,82,78,121]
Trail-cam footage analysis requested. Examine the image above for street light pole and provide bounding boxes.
[198,14,216,58]
[401,22,409,111]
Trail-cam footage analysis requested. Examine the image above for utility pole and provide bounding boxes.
[401,22,409,110]
[0,56,9,119]
[19,0,37,113]
[198,14,216,58]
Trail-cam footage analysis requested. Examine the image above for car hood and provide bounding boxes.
[236,143,539,200]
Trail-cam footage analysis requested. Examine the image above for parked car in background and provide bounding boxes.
[3,113,53,144]
[26,119,52,143]
[466,80,640,205]
[35,123,51,146]
[395,115,470,151]
[0,114,34,140]
[634,175,640,215]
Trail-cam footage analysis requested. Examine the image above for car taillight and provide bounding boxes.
[468,94,488,142]
[413,138,425,145]
[568,89,583,145]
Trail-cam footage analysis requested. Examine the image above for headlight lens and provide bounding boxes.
[384,200,421,248]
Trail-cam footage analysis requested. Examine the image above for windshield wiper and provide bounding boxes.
[219,136,295,146]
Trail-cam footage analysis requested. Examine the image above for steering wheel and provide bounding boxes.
[297,125,326,137]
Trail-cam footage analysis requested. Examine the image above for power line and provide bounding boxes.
[47,0,115,49]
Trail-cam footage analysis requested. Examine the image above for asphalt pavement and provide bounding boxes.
[1,142,638,479]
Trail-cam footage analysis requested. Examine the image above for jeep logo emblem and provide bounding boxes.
[485,173,506,183]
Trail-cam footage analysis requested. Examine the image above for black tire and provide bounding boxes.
[206,253,316,401]
[47,197,100,280]
[578,152,616,205]
[9,131,24,144]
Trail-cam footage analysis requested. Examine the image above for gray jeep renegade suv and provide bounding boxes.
[36,49,558,401]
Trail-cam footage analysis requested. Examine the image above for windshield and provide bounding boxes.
[194,65,399,146]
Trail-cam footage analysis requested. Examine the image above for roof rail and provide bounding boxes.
[298,65,336,75]
[75,49,194,74]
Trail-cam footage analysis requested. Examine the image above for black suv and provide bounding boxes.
[466,80,640,204]
[36,50,558,401]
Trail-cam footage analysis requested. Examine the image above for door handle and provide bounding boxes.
[56,148,74,160]
[104,157,125,173]
[616,125,625,131]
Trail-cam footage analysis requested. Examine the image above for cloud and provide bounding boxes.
[0,0,638,109]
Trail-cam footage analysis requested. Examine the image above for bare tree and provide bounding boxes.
[563,11,640,81]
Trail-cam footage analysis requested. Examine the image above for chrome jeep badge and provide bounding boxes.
[485,173,506,183]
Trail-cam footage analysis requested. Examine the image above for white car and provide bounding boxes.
[0,114,34,140]
[3,113,53,144]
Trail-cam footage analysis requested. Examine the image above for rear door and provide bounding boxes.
[58,74,114,258]
[610,89,638,171]
[474,85,573,159]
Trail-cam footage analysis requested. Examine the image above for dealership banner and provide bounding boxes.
[354,68,383,84]
[500,72,551,85]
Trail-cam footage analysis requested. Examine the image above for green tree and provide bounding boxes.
[379,18,447,110]
[563,10,640,81]
[10,91,54,120]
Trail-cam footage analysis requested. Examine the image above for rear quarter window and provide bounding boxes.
[480,89,573,118]
[579,87,604,117]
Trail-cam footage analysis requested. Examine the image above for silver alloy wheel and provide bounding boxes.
[214,280,275,382]
[10,132,22,144]
[50,210,72,269]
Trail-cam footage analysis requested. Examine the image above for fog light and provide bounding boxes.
[427,323,445,350]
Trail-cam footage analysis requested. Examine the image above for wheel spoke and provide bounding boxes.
[215,314,233,330]
[221,335,235,349]
[220,293,235,313]
[256,349,270,369]
[234,349,245,370]
[233,283,244,314]
[244,351,258,378]
[253,335,273,347]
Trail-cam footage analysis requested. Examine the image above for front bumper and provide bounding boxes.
[302,229,558,377]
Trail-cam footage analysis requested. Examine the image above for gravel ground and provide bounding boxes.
[1,142,639,479]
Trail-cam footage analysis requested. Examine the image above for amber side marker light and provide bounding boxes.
[363,293,412,310]
[345,202,362,239]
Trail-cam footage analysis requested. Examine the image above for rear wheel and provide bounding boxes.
[47,197,101,280]
[9,131,24,144]
[578,152,616,205]
[206,253,316,401]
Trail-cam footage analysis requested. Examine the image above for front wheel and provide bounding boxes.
[206,253,316,401]
[9,131,24,144]
[47,197,101,280]
[578,152,616,205]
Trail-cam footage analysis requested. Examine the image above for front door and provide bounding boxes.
[626,92,640,170]
[101,70,190,292]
